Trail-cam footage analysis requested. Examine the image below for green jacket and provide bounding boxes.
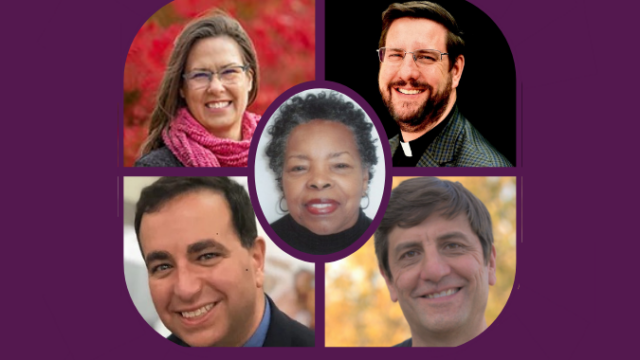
[389,106,513,167]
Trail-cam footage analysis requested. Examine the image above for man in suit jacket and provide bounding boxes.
[377,1,511,167]
[135,177,314,347]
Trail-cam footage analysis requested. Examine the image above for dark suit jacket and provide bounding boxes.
[166,295,315,347]
[389,106,512,167]
[393,338,412,347]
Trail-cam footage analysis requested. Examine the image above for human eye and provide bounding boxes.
[444,243,464,252]
[220,67,242,81]
[198,253,219,261]
[416,51,438,63]
[189,71,211,79]
[288,164,307,172]
[221,67,242,75]
[399,250,420,260]
[150,263,172,274]
[334,163,352,170]
[387,50,404,59]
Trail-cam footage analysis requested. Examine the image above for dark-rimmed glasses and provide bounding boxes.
[183,65,249,89]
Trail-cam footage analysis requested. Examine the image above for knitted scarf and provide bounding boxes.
[162,108,260,167]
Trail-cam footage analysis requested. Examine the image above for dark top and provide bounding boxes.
[166,295,314,347]
[392,106,454,167]
[393,338,412,347]
[270,209,372,255]
[389,105,512,167]
[134,146,184,167]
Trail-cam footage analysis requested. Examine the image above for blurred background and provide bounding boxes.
[325,176,516,346]
[123,0,316,166]
[123,176,315,336]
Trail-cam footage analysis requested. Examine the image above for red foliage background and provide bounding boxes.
[123,0,315,166]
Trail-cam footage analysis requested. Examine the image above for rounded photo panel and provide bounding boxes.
[249,82,392,262]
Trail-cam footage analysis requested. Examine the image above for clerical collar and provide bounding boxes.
[242,295,271,347]
[392,105,456,167]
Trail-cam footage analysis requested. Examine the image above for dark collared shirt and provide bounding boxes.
[392,107,455,167]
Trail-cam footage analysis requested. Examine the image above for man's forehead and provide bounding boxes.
[386,17,449,50]
[388,213,476,247]
[139,191,238,254]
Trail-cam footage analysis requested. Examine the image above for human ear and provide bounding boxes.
[488,245,497,286]
[251,237,266,288]
[247,69,254,93]
[361,168,370,197]
[381,265,398,302]
[451,54,465,89]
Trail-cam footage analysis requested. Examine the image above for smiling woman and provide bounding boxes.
[134,11,260,167]
[260,90,383,256]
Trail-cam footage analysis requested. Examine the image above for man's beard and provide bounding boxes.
[381,75,453,133]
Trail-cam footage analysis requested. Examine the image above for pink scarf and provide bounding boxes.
[162,108,260,167]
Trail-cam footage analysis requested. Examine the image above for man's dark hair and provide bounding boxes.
[379,1,465,70]
[265,91,378,192]
[134,177,258,255]
[375,177,493,280]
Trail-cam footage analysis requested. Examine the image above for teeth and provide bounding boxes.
[397,88,423,95]
[181,303,214,318]
[206,101,230,109]
[309,204,332,209]
[426,288,459,299]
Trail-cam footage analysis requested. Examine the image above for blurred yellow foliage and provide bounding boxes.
[325,177,516,347]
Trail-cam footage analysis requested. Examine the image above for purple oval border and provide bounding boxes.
[247,80,393,263]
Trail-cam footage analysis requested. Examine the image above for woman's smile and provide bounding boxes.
[304,198,340,215]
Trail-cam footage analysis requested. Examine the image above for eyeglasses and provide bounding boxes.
[377,47,448,67]
[182,65,249,89]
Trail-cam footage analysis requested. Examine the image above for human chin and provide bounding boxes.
[415,288,471,333]
[295,209,343,235]
[294,200,356,235]
[191,104,241,138]
[381,88,428,130]
[168,301,230,347]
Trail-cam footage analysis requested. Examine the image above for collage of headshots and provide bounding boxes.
[122,0,517,349]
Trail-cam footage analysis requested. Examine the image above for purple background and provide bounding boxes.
[4,0,637,358]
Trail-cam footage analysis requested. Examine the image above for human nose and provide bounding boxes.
[419,248,451,283]
[397,52,421,80]
[206,73,225,93]
[173,264,202,301]
[306,166,332,190]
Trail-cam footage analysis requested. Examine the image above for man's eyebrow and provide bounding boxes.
[187,239,226,254]
[436,231,470,242]
[145,251,170,265]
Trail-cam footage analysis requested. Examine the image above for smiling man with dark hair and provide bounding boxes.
[134,177,314,347]
[377,1,511,167]
[375,177,497,346]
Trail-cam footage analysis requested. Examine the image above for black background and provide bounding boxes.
[325,0,517,166]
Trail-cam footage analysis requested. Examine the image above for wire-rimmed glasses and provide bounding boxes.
[377,47,448,67]
[182,65,249,89]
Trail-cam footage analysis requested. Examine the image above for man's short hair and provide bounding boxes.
[379,1,465,70]
[375,177,493,280]
[134,177,258,253]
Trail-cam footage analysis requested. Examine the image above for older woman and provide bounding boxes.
[265,91,379,255]
[136,11,260,167]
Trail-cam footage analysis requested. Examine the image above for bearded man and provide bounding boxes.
[377,1,512,167]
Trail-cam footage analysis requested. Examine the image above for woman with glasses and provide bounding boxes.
[264,91,379,255]
[135,11,260,167]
